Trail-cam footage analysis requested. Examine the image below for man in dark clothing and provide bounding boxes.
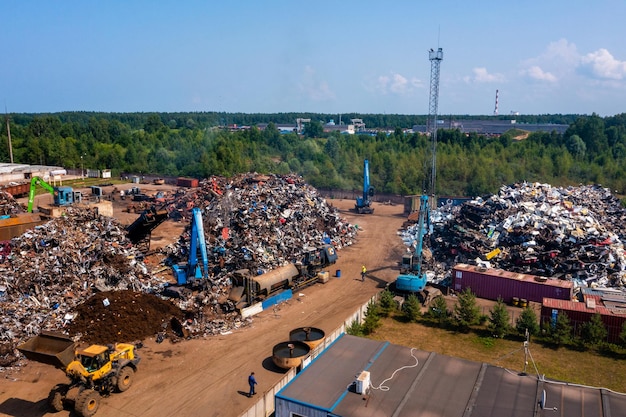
[248,372,257,397]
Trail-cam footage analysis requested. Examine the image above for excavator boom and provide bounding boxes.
[27,176,55,212]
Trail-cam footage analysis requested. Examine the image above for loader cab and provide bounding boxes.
[75,345,111,376]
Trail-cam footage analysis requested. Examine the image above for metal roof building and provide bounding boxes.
[275,334,626,417]
[412,119,569,136]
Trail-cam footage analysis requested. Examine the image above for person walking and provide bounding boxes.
[248,372,257,397]
[361,265,367,281]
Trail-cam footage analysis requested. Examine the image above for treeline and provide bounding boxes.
[2,112,626,197]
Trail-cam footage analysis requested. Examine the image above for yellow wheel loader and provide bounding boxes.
[18,331,140,417]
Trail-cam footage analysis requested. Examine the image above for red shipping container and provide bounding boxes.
[176,177,199,188]
[452,263,573,304]
[541,296,626,343]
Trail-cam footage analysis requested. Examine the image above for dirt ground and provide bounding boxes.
[0,195,409,417]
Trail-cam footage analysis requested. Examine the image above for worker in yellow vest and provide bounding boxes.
[361,265,367,282]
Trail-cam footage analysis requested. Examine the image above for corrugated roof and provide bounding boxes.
[276,334,625,417]
[543,296,626,317]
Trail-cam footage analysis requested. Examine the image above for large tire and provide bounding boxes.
[74,390,99,417]
[116,366,134,392]
[47,384,68,412]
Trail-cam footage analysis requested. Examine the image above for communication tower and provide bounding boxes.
[427,47,443,201]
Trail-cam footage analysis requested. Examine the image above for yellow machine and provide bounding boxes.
[18,331,140,417]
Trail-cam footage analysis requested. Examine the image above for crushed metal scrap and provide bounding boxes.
[0,174,357,367]
[401,182,626,292]
[160,173,357,278]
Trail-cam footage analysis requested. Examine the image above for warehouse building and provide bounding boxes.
[275,334,625,417]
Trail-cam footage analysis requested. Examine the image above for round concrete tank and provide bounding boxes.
[289,327,325,350]
[272,341,310,369]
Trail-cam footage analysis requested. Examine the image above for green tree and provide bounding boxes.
[550,312,573,346]
[378,289,397,317]
[620,322,626,348]
[303,121,323,138]
[515,307,539,339]
[346,320,364,337]
[453,288,480,332]
[362,300,382,335]
[580,313,607,348]
[488,298,510,338]
[566,134,586,158]
[427,295,450,327]
[402,294,421,323]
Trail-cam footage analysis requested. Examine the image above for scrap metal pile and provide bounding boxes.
[0,173,357,367]
[0,190,25,215]
[161,173,357,278]
[401,182,626,291]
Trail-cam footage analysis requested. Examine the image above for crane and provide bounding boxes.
[355,159,374,214]
[27,176,80,212]
[395,194,431,292]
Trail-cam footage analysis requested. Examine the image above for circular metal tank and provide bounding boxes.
[289,327,325,350]
[272,341,310,369]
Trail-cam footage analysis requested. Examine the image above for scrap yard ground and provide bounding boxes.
[0,195,408,417]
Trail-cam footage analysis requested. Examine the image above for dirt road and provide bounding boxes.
[0,198,408,417]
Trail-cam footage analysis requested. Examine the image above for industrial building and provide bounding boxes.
[275,334,626,417]
[412,118,569,136]
[0,163,66,185]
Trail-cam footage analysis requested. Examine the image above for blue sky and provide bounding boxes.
[2,1,625,116]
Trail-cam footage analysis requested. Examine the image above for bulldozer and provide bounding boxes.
[17,331,140,417]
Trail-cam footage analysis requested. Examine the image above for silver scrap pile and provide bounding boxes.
[402,182,626,291]
[162,173,358,277]
[0,174,357,366]
[0,207,163,354]
[0,190,25,215]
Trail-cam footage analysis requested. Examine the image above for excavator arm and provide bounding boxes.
[27,176,55,213]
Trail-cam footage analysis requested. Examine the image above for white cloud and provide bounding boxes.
[465,67,505,83]
[519,38,577,82]
[298,66,335,101]
[580,48,626,80]
[370,72,422,95]
[522,65,557,82]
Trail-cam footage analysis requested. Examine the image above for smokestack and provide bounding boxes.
[494,89,499,116]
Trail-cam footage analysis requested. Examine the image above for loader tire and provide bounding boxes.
[116,366,134,392]
[47,384,68,412]
[75,389,99,417]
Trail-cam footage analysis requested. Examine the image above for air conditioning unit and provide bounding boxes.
[355,371,370,394]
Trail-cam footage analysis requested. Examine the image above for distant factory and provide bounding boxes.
[412,118,569,136]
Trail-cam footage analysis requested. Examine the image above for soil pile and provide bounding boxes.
[68,290,184,345]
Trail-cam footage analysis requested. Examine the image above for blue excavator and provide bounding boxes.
[171,207,210,286]
[395,194,431,292]
[355,159,374,214]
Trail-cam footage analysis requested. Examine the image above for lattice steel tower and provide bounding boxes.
[427,47,443,200]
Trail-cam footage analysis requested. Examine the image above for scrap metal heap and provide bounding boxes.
[0,173,358,367]
[0,190,25,215]
[401,182,626,291]
[162,173,357,278]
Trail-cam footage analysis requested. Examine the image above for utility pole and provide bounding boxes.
[5,106,13,163]
[427,47,443,203]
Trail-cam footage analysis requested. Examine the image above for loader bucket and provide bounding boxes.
[17,331,76,369]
